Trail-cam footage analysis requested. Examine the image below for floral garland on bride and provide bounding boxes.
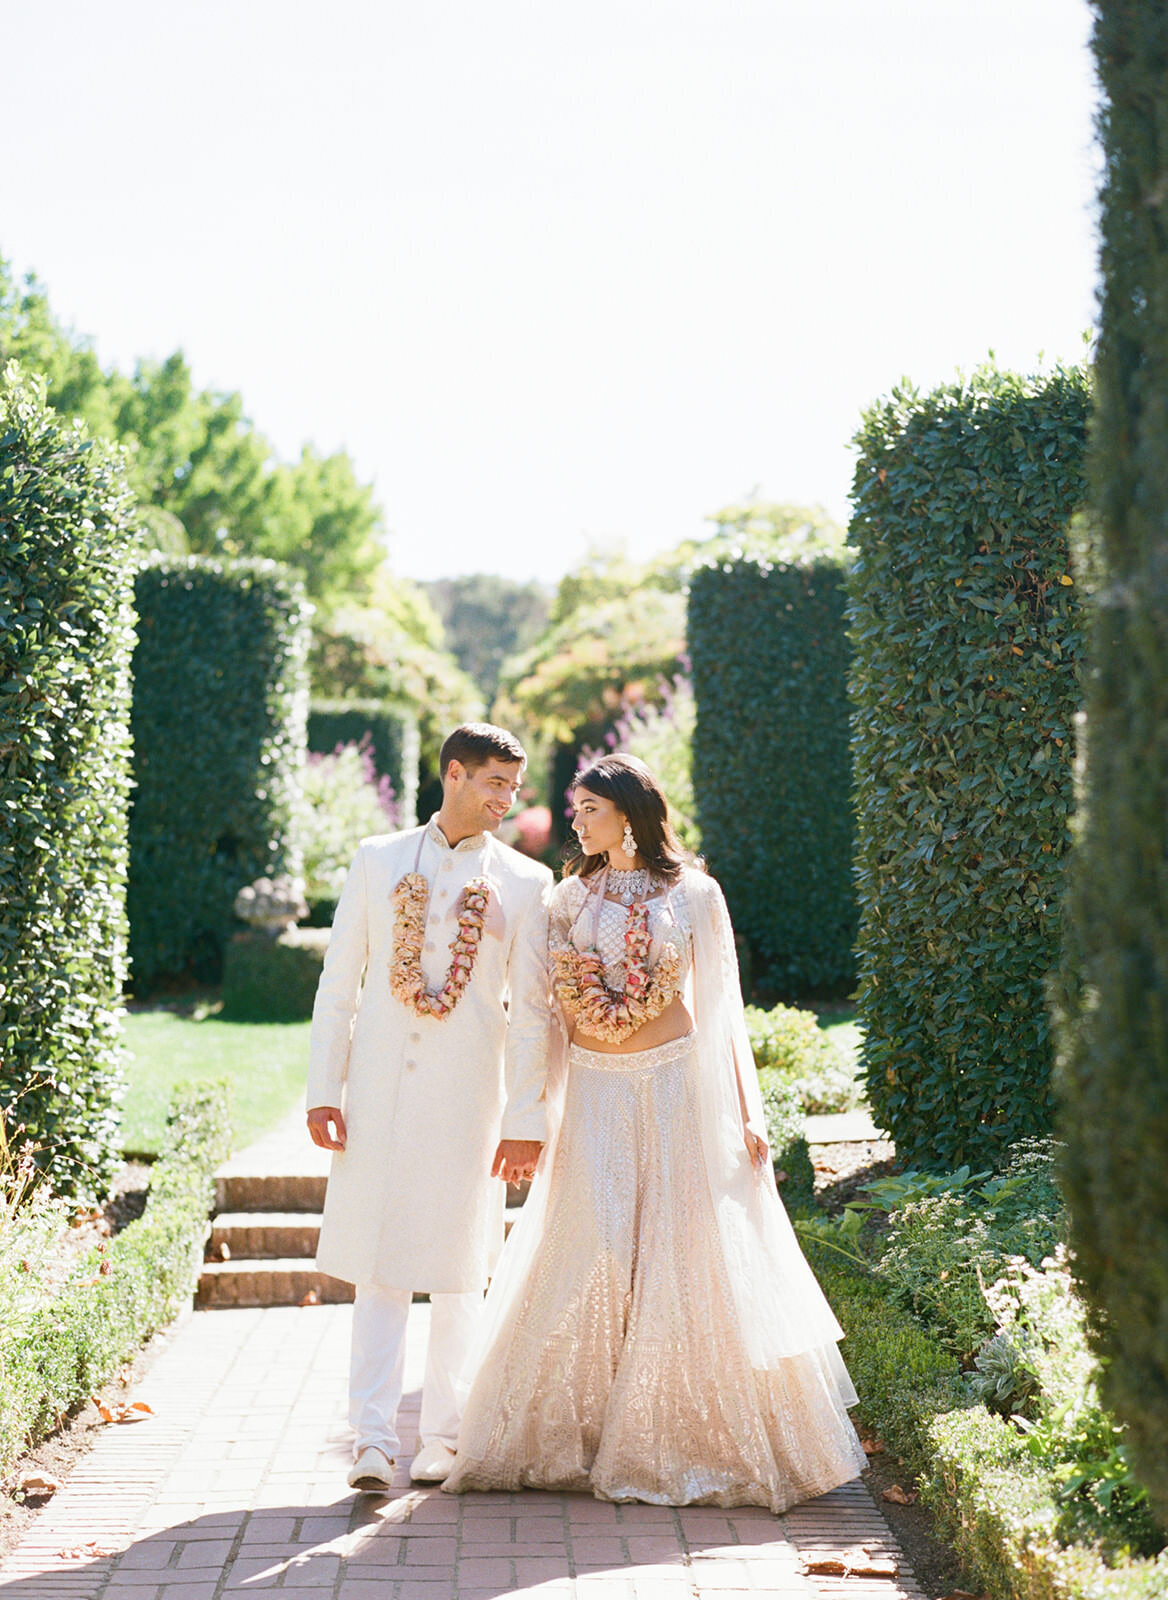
[552,899,683,1044]
[389,874,490,1019]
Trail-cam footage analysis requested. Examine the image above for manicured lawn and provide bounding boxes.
[121,1009,310,1157]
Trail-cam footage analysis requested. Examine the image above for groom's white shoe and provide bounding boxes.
[410,1441,456,1483]
[347,1447,395,1492]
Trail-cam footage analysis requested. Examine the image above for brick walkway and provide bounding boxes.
[2,1112,927,1600]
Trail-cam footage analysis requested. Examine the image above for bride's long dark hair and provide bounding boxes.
[563,752,692,885]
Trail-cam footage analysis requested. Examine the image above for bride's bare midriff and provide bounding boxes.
[570,995,694,1055]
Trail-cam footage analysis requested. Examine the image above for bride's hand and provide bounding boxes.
[743,1122,769,1170]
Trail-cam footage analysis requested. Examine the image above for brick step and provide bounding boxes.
[215,1171,327,1213]
[208,1211,322,1260]
[196,1259,354,1309]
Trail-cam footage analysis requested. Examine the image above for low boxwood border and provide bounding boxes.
[0,1081,230,1484]
[804,1241,1168,1599]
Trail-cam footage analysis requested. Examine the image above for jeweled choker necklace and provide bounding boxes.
[606,866,651,906]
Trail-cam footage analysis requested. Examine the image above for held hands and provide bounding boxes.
[743,1121,769,1171]
[492,1138,543,1184]
[307,1106,347,1151]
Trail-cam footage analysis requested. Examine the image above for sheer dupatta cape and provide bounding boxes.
[463,865,857,1394]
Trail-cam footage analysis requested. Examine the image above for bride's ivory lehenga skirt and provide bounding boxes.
[444,1033,868,1510]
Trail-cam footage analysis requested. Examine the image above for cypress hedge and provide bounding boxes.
[0,367,136,1198]
[307,697,419,826]
[128,556,310,991]
[1053,0,1168,1528]
[849,365,1089,1169]
[689,558,856,997]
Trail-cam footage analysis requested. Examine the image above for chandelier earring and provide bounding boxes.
[621,820,637,859]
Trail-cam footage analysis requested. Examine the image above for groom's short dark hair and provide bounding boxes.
[440,723,526,778]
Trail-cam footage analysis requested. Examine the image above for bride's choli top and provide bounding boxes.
[548,874,693,1047]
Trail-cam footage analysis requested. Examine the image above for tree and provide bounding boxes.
[1053,0,1168,1527]
[0,258,385,610]
[422,574,550,703]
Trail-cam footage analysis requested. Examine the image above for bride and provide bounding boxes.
[443,753,866,1510]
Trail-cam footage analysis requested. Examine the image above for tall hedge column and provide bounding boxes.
[849,366,1088,1170]
[0,368,137,1198]
[1054,1,1168,1526]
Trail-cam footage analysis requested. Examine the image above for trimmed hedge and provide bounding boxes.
[307,697,419,827]
[128,556,311,991]
[689,558,856,997]
[1053,0,1168,1529]
[220,926,329,1021]
[0,1080,231,1483]
[807,1243,1168,1600]
[849,366,1089,1169]
[0,367,136,1199]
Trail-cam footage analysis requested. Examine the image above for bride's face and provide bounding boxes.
[571,788,627,857]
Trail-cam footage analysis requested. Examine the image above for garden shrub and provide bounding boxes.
[128,555,311,991]
[0,367,136,1199]
[689,557,855,997]
[1052,0,1168,1529]
[307,698,419,827]
[299,737,400,922]
[875,1140,1066,1359]
[0,1080,230,1482]
[746,1002,863,1114]
[849,363,1089,1170]
[757,1073,814,1207]
[220,926,330,1022]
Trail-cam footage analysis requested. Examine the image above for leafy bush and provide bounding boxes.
[0,1080,230,1482]
[689,557,855,998]
[581,676,699,851]
[128,556,311,991]
[306,699,419,827]
[806,1236,1168,1598]
[875,1140,1065,1360]
[1052,0,1168,1530]
[849,363,1089,1169]
[0,366,137,1199]
[746,1002,863,1114]
[220,927,330,1022]
[757,1073,813,1206]
[300,737,400,914]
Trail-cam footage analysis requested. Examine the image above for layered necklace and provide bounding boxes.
[389,829,491,1020]
[551,866,682,1045]
[606,866,651,906]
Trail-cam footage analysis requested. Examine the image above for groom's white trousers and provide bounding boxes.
[349,1284,482,1459]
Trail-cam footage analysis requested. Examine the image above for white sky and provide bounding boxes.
[3,0,1099,585]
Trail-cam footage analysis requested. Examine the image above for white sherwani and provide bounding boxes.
[306,819,553,1294]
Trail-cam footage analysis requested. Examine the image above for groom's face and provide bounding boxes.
[447,757,524,837]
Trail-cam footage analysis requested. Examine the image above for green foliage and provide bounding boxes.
[221,928,329,1022]
[128,556,311,991]
[808,1237,1168,1597]
[580,677,699,851]
[874,1141,1066,1360]
[299,735,402,916]
[1051,0,1168,1533]
[423,573,551,703]
[849,363,1089,1169]
[689,557,855,998]
[755,1073,814,1207]
[0,258,386,611]
[0,366,136,1199]
[307,702,419,830]
[746,1002,862,1114]
[0,1080,231,1483]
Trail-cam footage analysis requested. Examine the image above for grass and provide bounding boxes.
[120,1007,310,1157]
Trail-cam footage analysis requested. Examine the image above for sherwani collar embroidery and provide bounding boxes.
[426,817,488,854]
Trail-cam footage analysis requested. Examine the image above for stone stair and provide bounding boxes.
[196,1109,527,1309]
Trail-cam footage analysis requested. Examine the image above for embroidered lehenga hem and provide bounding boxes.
[444,1029,867,1511]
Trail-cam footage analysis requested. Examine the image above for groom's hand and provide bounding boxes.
[492,1138,542,1183]
[307,1105,347,1151]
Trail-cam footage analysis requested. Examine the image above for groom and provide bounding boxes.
[306,723,552,1491]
